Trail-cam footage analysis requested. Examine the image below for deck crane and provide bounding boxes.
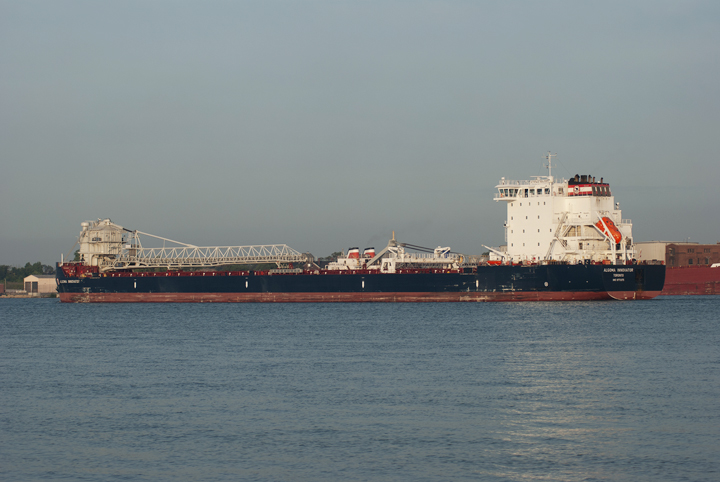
[64,219,307,272]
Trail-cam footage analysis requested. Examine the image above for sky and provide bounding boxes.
[1,0,719,265]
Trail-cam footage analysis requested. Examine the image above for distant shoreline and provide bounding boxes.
[1,293,57,299]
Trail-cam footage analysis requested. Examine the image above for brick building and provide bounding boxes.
[635,242,720,267]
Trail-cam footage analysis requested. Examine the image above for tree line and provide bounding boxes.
[1,262,55,283]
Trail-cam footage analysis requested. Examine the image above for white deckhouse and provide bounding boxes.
[491,153,634,265]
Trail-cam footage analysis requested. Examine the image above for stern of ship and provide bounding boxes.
[603,264,665,300]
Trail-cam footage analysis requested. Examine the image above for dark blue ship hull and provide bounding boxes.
[56,263,665,302]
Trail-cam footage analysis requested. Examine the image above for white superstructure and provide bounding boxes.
[491,153,634,265]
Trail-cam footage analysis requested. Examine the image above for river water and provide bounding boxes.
[1,297,718,481]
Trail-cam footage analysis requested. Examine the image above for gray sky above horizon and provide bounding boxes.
[2,0,719,266]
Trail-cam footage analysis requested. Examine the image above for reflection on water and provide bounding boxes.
[1,297,718,481]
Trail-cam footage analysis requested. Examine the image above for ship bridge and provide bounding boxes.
[65,219,308,272]
[490,152,635,265]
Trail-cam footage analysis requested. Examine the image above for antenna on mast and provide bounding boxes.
[544,152,557,180]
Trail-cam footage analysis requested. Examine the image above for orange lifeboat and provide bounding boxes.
[595,217,622,243]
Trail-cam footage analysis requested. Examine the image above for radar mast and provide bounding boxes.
[544,151,557,182]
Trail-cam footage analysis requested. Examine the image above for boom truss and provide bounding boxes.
[110,244,306,270]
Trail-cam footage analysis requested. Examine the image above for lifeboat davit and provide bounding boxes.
[595,217,622,243]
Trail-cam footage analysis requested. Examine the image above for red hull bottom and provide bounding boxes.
[608,290,663,300]
[59,291,662,303]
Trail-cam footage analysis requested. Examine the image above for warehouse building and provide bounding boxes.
[23,275,57,296]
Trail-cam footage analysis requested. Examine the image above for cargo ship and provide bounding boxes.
[634,241,719,295]
[56,154,665,302]
[663,266,720,295]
